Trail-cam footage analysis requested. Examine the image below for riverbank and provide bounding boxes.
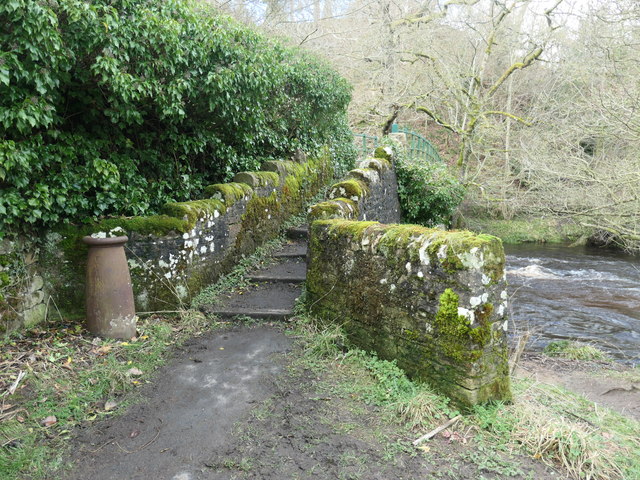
[464,216,591,245]
[516,352,639,421]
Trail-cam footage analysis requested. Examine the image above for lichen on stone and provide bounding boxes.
[357,158,391,172]
[348,168,380,186]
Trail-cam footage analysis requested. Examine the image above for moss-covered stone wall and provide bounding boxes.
[308,146,401,224]
[0,238,48,332]
[2,153,333,331]
[306,220,512,407]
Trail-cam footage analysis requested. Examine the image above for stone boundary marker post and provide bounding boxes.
[306,220,512,407]
[83,235,136,339]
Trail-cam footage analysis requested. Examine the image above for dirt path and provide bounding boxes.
[58,324,565,480]
[59,326,293,480]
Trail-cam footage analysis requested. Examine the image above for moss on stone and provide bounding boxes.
[319,219,380,240]
[234,171,280,188]
[96,215,191,236]
[307,218,511,407]
[473,370,512,404]
[358,158,391,173]
[434,289,491,363]
[308,199,358,221]
[329,179,369,201]
[283,174,302,197]
[204,182,253,206]
[272,160,307,178]
[310,221,504,283]
[374,146,392,161]
[162,199,226,227]
[2,151,336,334]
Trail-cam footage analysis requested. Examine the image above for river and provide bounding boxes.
[505,244,640,364]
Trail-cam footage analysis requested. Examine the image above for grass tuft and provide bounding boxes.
[543,340,611,362]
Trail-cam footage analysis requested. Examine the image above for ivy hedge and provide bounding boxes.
[388,140,465,227]
[0,0,355,236]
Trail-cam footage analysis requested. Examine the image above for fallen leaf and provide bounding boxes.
[104,400,118,412]
[94,345,112,356]
[417,445,430,453]
[130,430,140,438]
[61,356,73,370]
[127,367,143,376]
[41,415,57,427]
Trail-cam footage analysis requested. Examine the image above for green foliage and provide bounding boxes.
[0,0,352,237]
[389,140,465,227]
[543,340,611,362]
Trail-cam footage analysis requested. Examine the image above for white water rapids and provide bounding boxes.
[505,244,640,364]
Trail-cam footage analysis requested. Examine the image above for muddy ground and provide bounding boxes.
[56,324,570,480]
[516,354,640,421]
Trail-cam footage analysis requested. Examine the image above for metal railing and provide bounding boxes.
[391,124,443,163]
[353,133,379,159]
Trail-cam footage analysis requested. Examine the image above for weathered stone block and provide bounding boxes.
[307,220,512,407]
[308,147,401,226]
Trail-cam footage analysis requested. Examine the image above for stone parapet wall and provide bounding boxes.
[1,154,333,331]
[307,220,512,406]
[308,147,401,224]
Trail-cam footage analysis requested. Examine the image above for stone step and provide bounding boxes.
[272,240,308,258]
[201,281,302,322]
[246,273,306,283]
[286,226,308,240]
[245,257,307,283]
[209,308,295,321]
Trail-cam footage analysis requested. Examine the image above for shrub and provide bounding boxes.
[0,0,353,237]
[392,142,465,227]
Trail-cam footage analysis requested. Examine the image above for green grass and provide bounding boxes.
[543,340,612,362]
[465,216,590,244]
